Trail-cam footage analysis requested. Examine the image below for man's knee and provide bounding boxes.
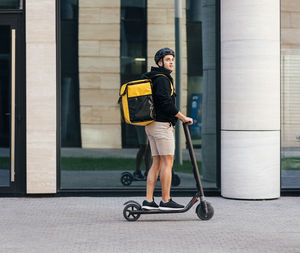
[151,156,161,170]
[161,155,174,164]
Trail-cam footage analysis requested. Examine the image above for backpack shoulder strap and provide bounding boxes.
[153,74,174,96]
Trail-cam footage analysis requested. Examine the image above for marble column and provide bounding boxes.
[26,0,57,193]
[221,0,280,199]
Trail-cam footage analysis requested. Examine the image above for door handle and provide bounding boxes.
[11,28,16,182]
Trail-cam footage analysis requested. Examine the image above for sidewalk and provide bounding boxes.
[0,196,299,253]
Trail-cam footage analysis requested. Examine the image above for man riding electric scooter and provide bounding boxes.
[141,48,193,210]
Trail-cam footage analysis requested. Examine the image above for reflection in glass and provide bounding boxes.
[0,0,20,9]
[0,26,11,186]
[186,0,217,187]
[61,0,81,147]
[280,55,300,188]
[121,0,147,148]
[60,0,218,190]
[280,1,300,189]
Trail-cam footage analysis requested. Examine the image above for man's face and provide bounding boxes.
[158,54,175,71]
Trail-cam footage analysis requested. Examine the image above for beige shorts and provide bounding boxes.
[145,121,175,156]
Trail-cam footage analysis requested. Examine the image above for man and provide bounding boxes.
[141,48,193,210]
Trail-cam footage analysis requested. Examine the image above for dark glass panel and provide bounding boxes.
[121,0,147,147]
[0,0,20,9]
[0,25,11,186]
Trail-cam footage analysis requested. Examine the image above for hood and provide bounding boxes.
[142,67,173,82]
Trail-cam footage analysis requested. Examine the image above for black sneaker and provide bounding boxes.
[159,199,184,210]
[142,199,159,210]
[133,171,144,180]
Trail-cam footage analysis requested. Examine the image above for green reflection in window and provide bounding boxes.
[0,0,20,9]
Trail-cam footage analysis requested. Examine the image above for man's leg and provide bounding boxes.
[135,144,147,177]
[146,156,161,201]
[159,155,174,202]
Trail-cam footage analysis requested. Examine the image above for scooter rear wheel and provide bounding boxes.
[121,172,133,186]
[123,203,141,221]
[196,201,214,220]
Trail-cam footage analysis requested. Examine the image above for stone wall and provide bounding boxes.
[26,0,57,193]
[78,0,121,149]
[78,0,188,149]
[281,0,300,147]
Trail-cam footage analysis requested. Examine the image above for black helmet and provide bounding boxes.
[154,48,175,65]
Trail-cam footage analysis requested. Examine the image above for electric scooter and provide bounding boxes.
[120,170,181,186]
[122,122,214,221]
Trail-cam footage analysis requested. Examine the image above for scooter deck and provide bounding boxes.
[124,194,200,215]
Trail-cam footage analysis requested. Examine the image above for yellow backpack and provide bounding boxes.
[119,74,173,126]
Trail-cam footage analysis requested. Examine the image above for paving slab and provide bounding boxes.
[0,197,299,253]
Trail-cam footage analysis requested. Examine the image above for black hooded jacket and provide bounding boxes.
[142,67,179,125]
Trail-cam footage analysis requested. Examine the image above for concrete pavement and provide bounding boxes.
[0,196,299,253]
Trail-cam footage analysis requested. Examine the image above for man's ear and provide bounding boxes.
[158,59,163,67]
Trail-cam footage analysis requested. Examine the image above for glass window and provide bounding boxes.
[0,0,21,9]
[121,0,147,148]
[59,0,218,191]
[186,0,217,188]
[281,0,300,189]
[0,25,11,186]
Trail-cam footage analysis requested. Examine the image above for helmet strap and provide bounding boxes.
[158,58,165,68]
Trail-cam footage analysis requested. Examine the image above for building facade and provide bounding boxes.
[0,0,299,198]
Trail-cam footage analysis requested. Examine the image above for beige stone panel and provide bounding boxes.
[281,12,291,28]
[148,24,175,41]
[181,91,188,114]
[81,105,121,124]
[80,73,120,89]
[148,8,168,24]
[80,89,119,106]
[281,124,300,147]
[289,12,300,29]
[79,41,119,57]
[148,0,174,8]
[26,41,56,193]
[26,43,56,131]
[99,73,120,89]
[79,41,100,56]
[281,28,300,46]
[79,7,120,24]
[79,24,119,41]
[27,102,56,131]
[167,8,175,24]
[81,124,121,148]
[79,56,119,73]
[99,41,119,57]
[281,0,300,12]
[27,131,56,193]
[182,73,188,90]
[147,41,176,58]
[79,0,120,8]
[26,0,55,42]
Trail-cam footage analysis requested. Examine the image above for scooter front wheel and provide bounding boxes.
[123,203,141,222]
[196,201,214,220]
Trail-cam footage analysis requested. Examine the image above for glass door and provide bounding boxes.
[0,13,25,194]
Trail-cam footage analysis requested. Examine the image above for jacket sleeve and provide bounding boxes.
[153,76,179,116]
